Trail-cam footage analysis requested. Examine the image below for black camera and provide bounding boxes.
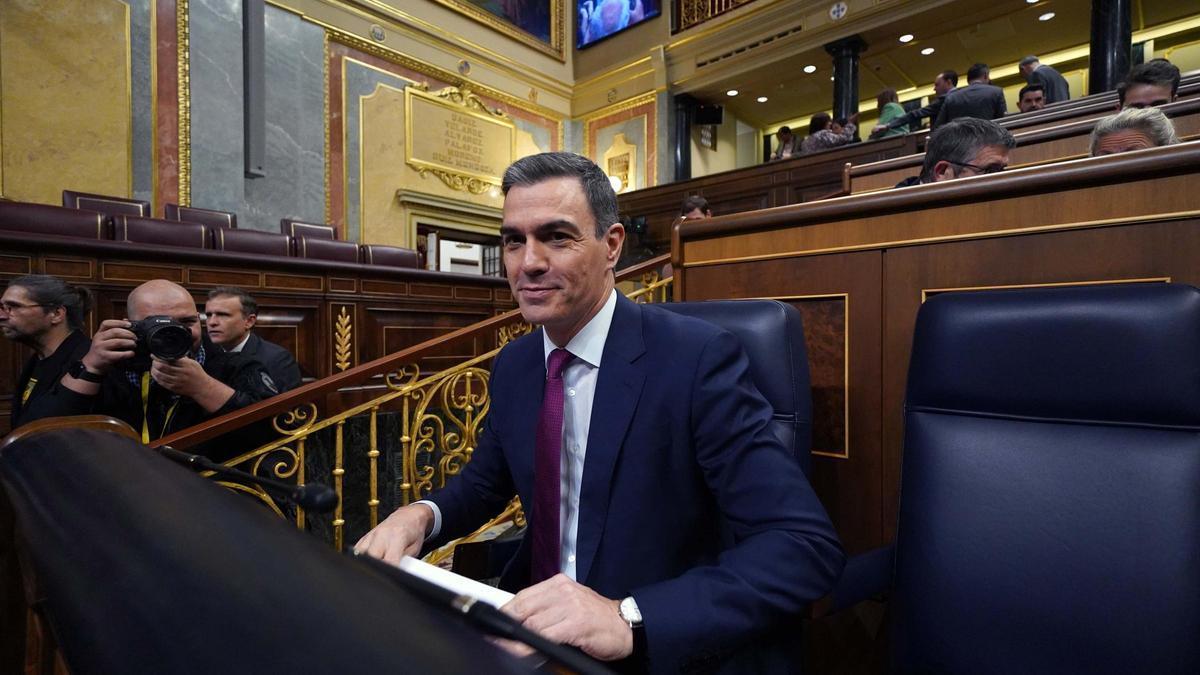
[128,315,193,363]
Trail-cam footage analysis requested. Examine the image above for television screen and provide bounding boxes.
[577,0,661,48]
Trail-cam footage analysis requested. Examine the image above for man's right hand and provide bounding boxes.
[353,503,435,565]
[82,319,137,374]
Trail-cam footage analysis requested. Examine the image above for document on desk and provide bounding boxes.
[397,555,515,609]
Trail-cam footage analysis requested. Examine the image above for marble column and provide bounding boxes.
[1088,0,1132,94]
[825,35,867,121]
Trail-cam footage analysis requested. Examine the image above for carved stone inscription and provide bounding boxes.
[407,87,515,187]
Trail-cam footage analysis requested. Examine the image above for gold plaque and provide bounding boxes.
[405,86,516,194]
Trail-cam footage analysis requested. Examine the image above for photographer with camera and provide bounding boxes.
[51,280,279,457]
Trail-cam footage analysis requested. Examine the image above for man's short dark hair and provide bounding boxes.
[778,125,791,135]
[207,286,258,316]
[6,274,91,332]
[680,195,710,216]
[921,118,1016,182]
[1019,55,1040,68]
[939,70,959,87]
[1118,59,1182,105]
[501,152,618,238]
[808,112,831,136]
[967,63,990,82]
[1019,83,1045,100]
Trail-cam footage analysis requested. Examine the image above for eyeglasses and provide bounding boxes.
[0,301,52,313]
[948,160,1007,175]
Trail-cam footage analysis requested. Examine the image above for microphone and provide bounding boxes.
[156,444,337,513]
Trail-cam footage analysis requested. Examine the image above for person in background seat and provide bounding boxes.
[801,112,859,154]
[935,63,1006,127]
[1018,55,1070,104]
[1090,107,1179,156]
[679,195,712,220]
[895,117,1015,188]
[1118,59,1181,110]
[205,286,301,393]
[1017,84,1046,114]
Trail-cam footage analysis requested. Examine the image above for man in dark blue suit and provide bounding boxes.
[356,152,843,673]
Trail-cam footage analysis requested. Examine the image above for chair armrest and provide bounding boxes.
[830,545,894,613]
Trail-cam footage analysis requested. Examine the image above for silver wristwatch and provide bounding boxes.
[618,596,643,627]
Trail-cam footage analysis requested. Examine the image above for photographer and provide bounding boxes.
[50,280,278,458]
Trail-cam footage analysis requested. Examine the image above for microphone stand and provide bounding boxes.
[351,553,613,675]
[157,444,337,513]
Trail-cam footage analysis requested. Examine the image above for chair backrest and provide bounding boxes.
[0,202,109,240]
[165,203,237,229]
[295,235,359,263]
[61,190,150,218]
[360,244,419,269]
[212,227,291,257]
[893,283,1200,673]
[112,215,209,249]
[660,300,813,474]
[280,218,338,240]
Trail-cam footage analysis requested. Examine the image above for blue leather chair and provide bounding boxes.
[838,283,1200,673]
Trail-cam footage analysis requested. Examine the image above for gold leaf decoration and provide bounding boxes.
[498,321,534,345]
[334,306,352,371]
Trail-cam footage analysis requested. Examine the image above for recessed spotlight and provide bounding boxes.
[1039,11,1055,21]
[921,47,935,55]
[803,65,817,74]
[830,76,835,81]
[726,89,739,96]
[899,34,914,43]
[757,96,769,103]
[1025,0,1039,3]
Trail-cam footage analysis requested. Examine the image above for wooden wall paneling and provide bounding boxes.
[878,217,1200,541]
[683,251,884,555]
[363,305,492,375]
[252,297,320,382]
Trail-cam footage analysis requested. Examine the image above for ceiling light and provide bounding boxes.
[609,175,623,192]
[757,96,768,103]
[803,65,816,74]
[830,76,835,81]
[899,34,914,43]
[726,89,739,96]
[1025,0,1039,3]
[1039,12,1055,21]
[921,47,935,55]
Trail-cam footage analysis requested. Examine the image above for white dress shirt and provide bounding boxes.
[419,289,618,582]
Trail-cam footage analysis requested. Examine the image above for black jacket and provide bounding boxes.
[10,330,91,430]
[1029,64,1071,104]
[887,89,953,132]
[237,333,301,393]
[935,82,1007,126]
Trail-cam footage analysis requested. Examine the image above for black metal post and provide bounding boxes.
[1088,0,1132,94]
[825,35,867,120]
[673,94,696,182]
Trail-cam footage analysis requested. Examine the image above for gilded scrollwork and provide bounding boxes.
[498,321,534,345]
[401,366,491,504]
[413,166,494,194]
[273,402,320,436]
[334,306,353,371]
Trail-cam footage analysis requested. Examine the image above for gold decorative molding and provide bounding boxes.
[498,321,534,345]
[327,28,565,122]
[177,0,192,206]
[583,92,657,190]
[422,0,564,61]
[405,84,515,194]
[334,306,353,371]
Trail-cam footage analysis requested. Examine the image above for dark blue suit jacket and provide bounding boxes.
[429,295,844,673]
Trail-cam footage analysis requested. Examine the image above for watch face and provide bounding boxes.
[620,597,642,624]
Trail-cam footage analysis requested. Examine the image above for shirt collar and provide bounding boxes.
[542,289,617,369]
[228,333,251,353]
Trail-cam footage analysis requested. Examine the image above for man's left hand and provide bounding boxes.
[501,574,633,662]
[151,357,234,413]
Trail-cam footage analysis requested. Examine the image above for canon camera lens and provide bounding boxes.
[130,315,192,361]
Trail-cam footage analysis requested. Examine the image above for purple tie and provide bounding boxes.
[530,348,572,584]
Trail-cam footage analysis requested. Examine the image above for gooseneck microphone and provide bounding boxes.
[157,444,337,513]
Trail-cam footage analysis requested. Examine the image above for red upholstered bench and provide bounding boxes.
[212,227,291,257]
[295,235,359,263]
[166,203,237,230]
[360,244,420,269]
[62,190,150,218]
[113,215,209,249]
[0,201,109,240]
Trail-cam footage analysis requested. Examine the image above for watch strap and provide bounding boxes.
[69,360,104,383]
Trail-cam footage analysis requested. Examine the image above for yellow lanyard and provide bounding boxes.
[21,377,38,405]
[140,372,180,444]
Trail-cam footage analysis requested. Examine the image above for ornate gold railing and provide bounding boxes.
[158,255,672,561]
[677,0,758,32]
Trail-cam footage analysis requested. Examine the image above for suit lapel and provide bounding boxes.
[576,296,646,584]
[504,334,546,502]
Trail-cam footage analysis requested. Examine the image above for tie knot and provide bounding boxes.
[546,348,572,380]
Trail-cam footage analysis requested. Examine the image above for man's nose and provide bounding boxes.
[520,240,549,274]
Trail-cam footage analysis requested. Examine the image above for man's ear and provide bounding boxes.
[47,305,66,326]
[604,222,625,270]
[245,313,258,330]
[932,160,955,182]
